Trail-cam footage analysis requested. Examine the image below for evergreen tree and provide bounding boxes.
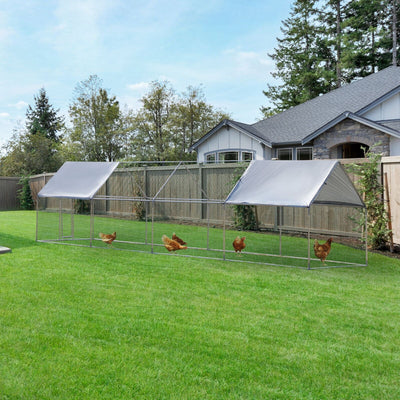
[341,0,391,79]
[1,90,65,175]
[262,0,336,114]
[263,0,400,114]
[317,0,350,87]
[26,88,64,142]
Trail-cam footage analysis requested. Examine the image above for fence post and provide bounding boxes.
[199,163,203,220]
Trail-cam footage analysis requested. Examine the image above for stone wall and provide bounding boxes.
[312,118,390,159]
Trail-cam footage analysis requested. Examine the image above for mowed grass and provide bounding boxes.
[1,211,400,399]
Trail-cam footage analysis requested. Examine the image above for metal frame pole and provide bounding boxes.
[71,198,75,238]
[365,207,368,266]
[307,207,311,270]
[223,203,226,261]
[35,197,39,241]
[151,200,155,254]
[59,199,63,240]
[90,199,94,247]
[279,206,282,256]
[206,201,210,250]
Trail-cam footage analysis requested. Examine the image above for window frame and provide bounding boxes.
[277,148,293,160]
[296,147,313,160]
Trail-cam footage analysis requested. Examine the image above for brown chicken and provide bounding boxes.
[314,238,333,265]
[172,232,186,245]
[99,231,116,245]
[233,236,246,254]
[162,235,188,252]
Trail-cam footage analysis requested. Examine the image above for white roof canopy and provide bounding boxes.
[38,161,119,200]
[225,160,365,208]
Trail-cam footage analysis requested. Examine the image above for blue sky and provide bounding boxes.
[0,0,293,147]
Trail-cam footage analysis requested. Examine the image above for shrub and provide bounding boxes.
[230,164,257,231]
[18,176,34,210]
[346,147,390,250]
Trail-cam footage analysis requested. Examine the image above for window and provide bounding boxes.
[277,148,293,160]
[242,151,253,161]
[206,153,216,163]
[296,147,313,160]
[219,151,239,163]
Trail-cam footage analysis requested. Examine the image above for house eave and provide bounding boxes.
[189,119,272,152]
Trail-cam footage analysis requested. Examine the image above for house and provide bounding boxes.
[190,66,400,162]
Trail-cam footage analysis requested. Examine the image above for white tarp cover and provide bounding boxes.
[225,160,364,208]
[38,161,119,200]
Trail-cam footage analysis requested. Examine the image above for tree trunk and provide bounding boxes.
[393,0,398,66]
[336,0,342,87]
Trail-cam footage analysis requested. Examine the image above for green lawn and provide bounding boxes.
[1,210,399,399]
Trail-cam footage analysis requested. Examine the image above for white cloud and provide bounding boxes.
[223,49,274,79]
[11,101,28,110]
[127,82,150,91]
[0,112,10,117]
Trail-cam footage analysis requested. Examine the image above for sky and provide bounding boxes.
[0,0,293,148]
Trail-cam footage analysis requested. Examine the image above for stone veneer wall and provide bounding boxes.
[312,118,390,159]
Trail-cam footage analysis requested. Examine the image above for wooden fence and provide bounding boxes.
[0,177,21,210]
[382,156,400,245]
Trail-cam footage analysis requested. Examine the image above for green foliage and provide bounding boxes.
[347,147,390,249]
[17,176,34,210]
[263,0,398,114]
[262,0,337,114]
[26,88,64,142]
[1,89,64,176]
[230,165,257,231]
[129,81,230,162]
[74,199,90,215]
[69,75,127,162]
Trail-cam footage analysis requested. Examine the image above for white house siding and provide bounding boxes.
[196,126,267,162]
[390,136,400,156]
[363,93,400,120]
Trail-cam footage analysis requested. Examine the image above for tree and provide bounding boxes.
[130,81,175,161]
[262,0,337,115]
[317,0,350,87]
[1,128,63,176]
[129,82,230,161]
[169,85,230,160]
[1,89,65,175]
[26,88,64,142]
[341,0,391,79]
[263,0,400,115]
[69,75,126,161]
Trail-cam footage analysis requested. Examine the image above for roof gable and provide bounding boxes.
[302,112,400,144]
[189,119,271,151]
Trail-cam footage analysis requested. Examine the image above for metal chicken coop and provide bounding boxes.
[35,160,367,269]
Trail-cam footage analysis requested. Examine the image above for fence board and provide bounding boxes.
[0,177,21,210]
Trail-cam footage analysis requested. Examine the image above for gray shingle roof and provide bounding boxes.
[251,66,400,145]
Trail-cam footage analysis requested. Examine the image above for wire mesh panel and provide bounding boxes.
[36,161,367,269]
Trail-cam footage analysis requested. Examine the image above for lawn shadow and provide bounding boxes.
[0,232,39,250]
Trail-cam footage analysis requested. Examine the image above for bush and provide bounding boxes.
[230,164,257,231]
[74,199,91,214]
[346,147,390,250]
[18,176,34,210]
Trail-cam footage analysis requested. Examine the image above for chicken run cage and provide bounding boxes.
[35,160,368,269]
